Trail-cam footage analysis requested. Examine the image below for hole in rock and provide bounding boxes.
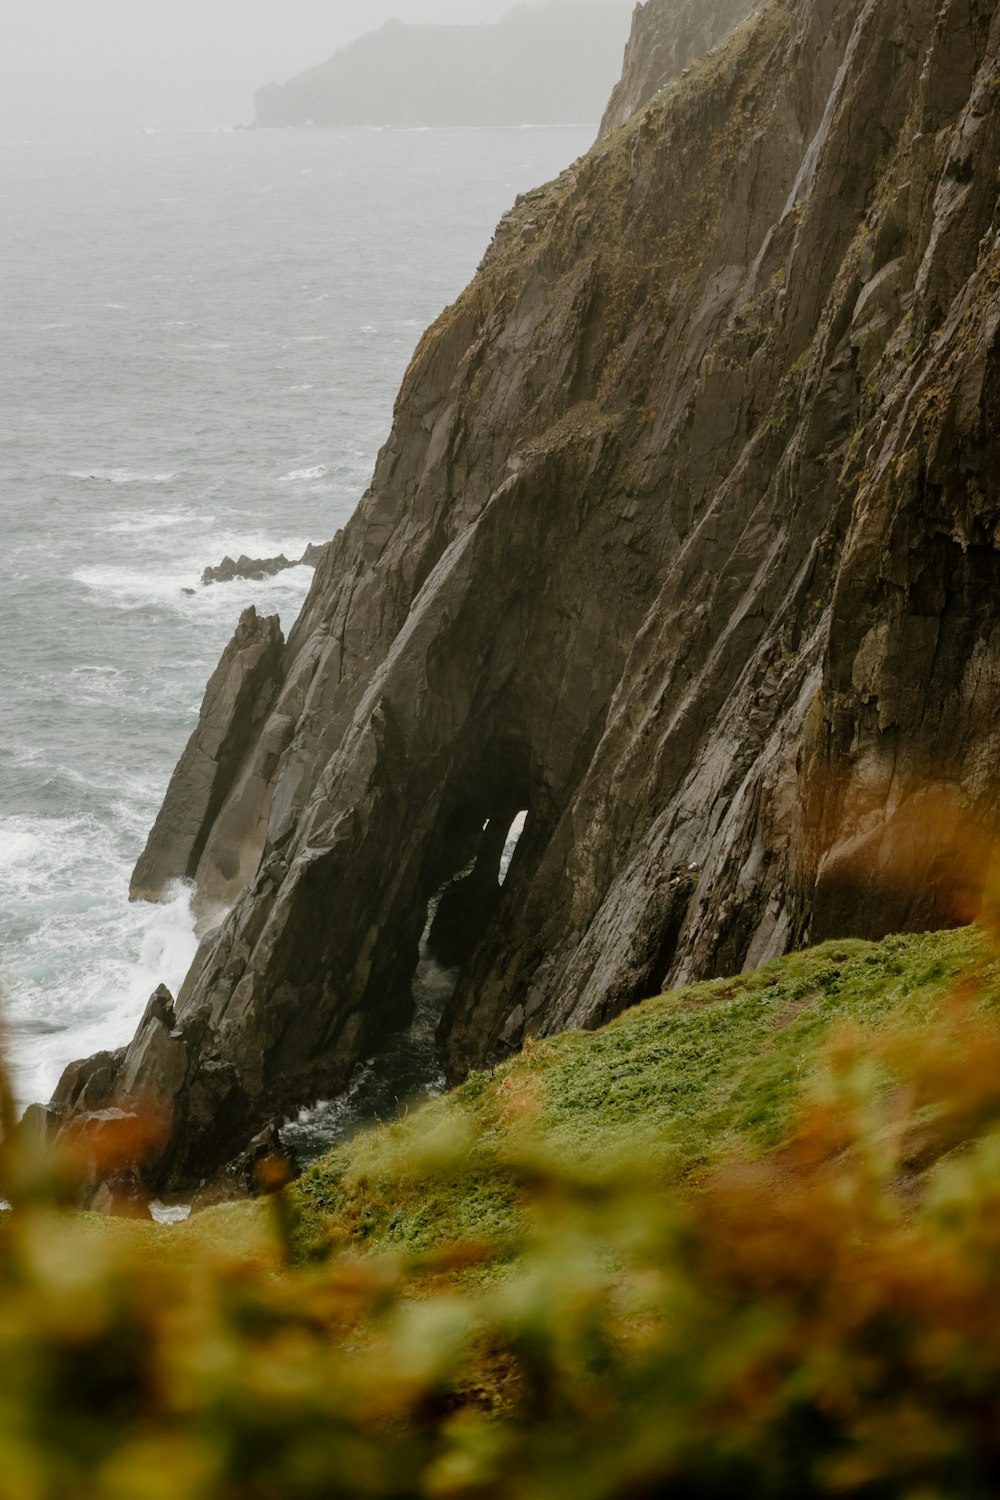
[281,886,455,1169]
[500,810,528,885]
[281,809,530,1169]
[428,808,529,967]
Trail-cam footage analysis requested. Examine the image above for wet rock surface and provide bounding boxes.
[57,0,1000,1198]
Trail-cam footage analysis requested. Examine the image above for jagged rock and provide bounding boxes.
[54,1109,154,1216]
[46,986,297,1208]
[16,1103,61,1152]
[203,554,291,586]
[200,543,326,586]
[51,1047,125,1115]
[58,0,1000,1198]
[130,607,285,907]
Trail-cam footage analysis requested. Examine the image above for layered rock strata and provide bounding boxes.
[55,0,1000,1194]
[130,607,286,911]
[599,0,760,137]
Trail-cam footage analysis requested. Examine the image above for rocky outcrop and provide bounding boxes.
[130,607,285,910]
[253,0,634,131]
[25,984,296,1212]
[55,0,1000,1195]
[201,543,325,587]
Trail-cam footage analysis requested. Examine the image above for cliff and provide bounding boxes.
[599,0,758,136]
[253,1,635,130]
[52,0,1000,1198]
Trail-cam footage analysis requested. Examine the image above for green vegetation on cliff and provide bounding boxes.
[8,924,1000,1495]
[289,925,1000,1263]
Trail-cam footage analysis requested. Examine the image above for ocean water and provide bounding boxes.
[0,124,593,1115]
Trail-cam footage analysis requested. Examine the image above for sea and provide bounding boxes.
[0,122,593,1140]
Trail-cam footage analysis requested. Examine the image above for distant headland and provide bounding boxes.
[252,0,635,130]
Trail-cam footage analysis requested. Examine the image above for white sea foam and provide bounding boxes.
[0,828,40,865]
[65,664,126,707]
[279,464,328,483]
[72,552,315,619]
[208,527,314,561]
[67,468,177,485]
[0,809,200,1105]
[105,512,189,535]
[132,885,201,996]
[73,563,197,606]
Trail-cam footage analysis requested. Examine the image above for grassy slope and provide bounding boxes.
[22,923,1000,1498]
[287,925,1000,1265]
[78,925,997,1263]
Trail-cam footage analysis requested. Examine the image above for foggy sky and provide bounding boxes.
[0,0,532,134]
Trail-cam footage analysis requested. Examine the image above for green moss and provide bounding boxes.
[289,925,1000,1265]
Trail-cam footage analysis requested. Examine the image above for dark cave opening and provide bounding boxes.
[427,806,529,966]
[282,801,530,1166]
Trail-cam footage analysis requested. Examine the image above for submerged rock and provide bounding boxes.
[58,0,1000,1196]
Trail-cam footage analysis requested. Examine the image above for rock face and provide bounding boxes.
[56,0,1000,1194]
[130,607,285,910]
[599,0,760,137]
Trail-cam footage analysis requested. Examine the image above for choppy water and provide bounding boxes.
[0,124,592,1115]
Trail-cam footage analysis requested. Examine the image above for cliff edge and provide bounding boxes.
[53,0,1000,1198]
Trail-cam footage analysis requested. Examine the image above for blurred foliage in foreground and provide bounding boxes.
[4,928,1000,1496]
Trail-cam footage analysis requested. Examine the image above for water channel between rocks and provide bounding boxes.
[281,812,527,1168]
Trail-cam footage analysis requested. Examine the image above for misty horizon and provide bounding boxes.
[0,0,631,135]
